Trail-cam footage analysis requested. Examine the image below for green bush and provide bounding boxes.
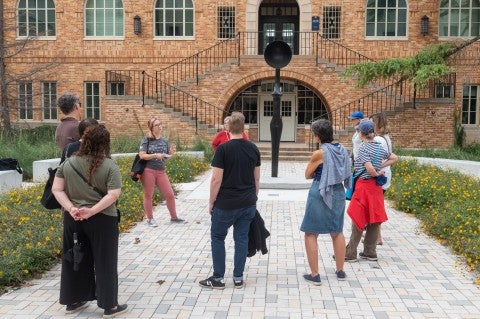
[388,159,480,283]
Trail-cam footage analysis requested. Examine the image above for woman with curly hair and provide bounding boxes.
[52,124,127,317]
[138,116,184,227]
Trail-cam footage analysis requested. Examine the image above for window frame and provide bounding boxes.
[18,82,34,121]
[42,82,57,121]
[17,0,56,39]
[462,85,479,125]
[439,0,480,38]
[85,82,101,120]
[85,0,125,39]
[217,6,236,40]
[322,6,342,39]
[154,0,195,39]
[108,82,126,96]
[365,0,408,39]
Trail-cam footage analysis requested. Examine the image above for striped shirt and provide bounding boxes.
[354,141,390,180]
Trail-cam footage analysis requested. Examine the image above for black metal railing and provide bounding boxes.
[157,38,239,87]
[105,70,228,134]
[308,73,458,151]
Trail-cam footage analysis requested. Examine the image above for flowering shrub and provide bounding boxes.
[388,159,480,284]
[0,154,209,292]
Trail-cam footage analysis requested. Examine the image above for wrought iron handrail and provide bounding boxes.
[157,38,239,87]
[156,31,375,88]
[307,73,457,151]
[105,70,228,134]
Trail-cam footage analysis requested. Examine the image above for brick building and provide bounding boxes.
[2,0,479,148]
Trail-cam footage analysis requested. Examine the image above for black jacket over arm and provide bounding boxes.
[247,210,270,257]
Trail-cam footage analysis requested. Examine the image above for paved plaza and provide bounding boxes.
[1,160,480,318]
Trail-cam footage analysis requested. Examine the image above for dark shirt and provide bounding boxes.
[60,141,81,164]
[55,117,80,151]
[139,137,169,171]
[211,139,261,210]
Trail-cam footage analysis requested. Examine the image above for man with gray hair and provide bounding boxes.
[55,93,82,151]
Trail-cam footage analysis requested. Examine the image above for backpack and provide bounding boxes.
[0,158,23,174]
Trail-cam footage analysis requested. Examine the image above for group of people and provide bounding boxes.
[51,91,396,314]
[301,111,397,286]
[52,93,184,317]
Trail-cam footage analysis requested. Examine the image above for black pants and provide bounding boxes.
[60,211,119,310]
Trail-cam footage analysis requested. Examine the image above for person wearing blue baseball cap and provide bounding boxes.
[344,119,398,262]
[348,111,364,162]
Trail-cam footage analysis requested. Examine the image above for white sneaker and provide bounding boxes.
[147,218,158,227]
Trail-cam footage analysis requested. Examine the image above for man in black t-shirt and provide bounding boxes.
[199,112,261,290]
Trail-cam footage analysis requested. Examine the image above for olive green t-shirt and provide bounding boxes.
[56,156,122,217]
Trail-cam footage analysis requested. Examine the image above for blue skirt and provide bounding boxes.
[300,181,346,234]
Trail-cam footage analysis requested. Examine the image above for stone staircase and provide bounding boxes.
[254,142,312,162]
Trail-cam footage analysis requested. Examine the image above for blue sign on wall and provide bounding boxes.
[312,16,320,31]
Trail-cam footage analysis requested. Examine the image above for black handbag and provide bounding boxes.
[130,138,150,182]
[130,154,147,182]
[40,167,61,209]
[0,157,23,174]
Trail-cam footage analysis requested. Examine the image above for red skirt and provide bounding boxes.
[347,178,388,230]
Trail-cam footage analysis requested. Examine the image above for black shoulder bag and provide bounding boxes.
[130,138,150,182]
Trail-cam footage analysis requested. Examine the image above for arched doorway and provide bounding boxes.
[228,80,328,142]
[258,0,300,54]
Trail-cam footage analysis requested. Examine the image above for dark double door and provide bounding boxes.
[258,4,299,55]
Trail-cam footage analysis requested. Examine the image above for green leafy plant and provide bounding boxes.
[342,43,455,91]
[388,159,480,284]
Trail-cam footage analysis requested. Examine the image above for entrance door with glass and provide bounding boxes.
[258,3,299,54]
[259,94,296,142]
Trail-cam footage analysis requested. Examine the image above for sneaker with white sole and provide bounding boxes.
[199,276,225,290]
[303,274,322,286]
[336,270,347,281]
[65,301,88,314]
[103,304,128,318]
[233,279,244,289]
[359,252,378,261]
[147,218,158,227]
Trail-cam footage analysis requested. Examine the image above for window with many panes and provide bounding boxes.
[462,85,478,124]
[435,84,453,98]
[17,0,56,37]
[323,6,341,39]
[18,82,33,120]
[297,85,328,124]
[155,0,194,37]
[230,84,258,124]
[109,82,125,96]
[85,0,124,37]
[218,6,235,39]
[365,0,407,38]
[439,0,480,37]
[42,82,57,120]
[85,82,101,120]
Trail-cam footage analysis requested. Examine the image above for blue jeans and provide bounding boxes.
[211,205,256,281]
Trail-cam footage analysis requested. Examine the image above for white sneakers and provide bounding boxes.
[146,218,158,227]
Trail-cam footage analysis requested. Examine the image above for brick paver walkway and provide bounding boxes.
[1,161,479,318]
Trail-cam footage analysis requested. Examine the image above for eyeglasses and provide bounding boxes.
[153,123,162,127]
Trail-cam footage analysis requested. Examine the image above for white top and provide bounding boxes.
[352,130,363,160]
[374,134,393,190]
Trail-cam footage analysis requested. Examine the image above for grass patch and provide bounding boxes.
[395,144,480,162]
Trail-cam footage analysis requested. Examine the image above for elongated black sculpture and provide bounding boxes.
[263,41,292,177]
